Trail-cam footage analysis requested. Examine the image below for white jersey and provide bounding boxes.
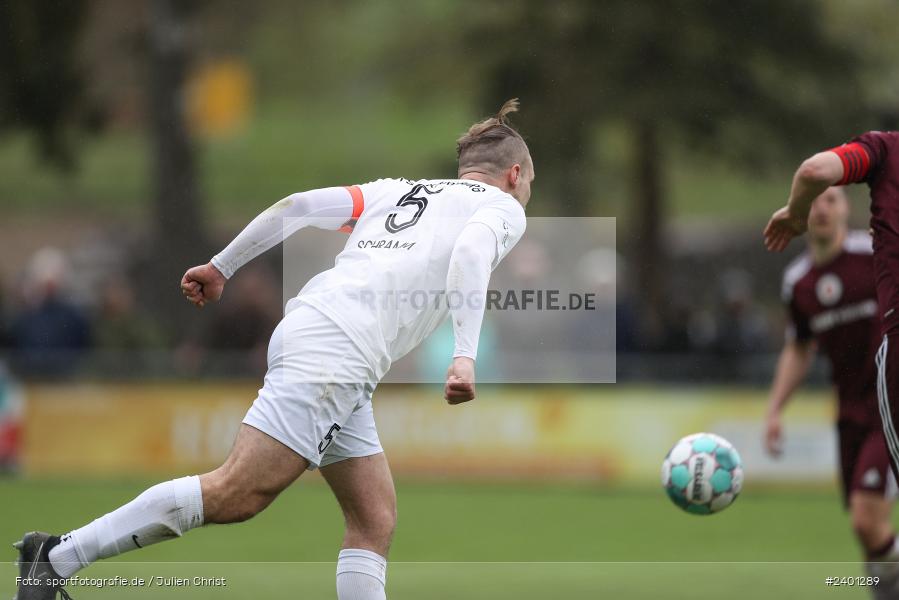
[287,178,526,376]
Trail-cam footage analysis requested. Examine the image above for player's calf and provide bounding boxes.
[850,492,895,556]
[323,454,397,557]
[340,502,397,556]
[852,512,895,556]
[850,492,899,599]
[322,454,396,600]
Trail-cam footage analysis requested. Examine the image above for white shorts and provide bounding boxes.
[242,303,383,469]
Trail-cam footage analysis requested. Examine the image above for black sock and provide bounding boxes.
[869,534,896,560]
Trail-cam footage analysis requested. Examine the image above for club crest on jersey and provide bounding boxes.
[862,467,882,488]
[815,273,843,306]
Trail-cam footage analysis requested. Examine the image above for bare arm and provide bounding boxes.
[764,151,844,252]
[764,338,816,456]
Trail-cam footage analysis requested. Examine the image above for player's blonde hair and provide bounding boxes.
[457,98,531,177]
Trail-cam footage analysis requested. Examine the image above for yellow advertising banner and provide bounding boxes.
[23,383,838,484]
[23,383,255,475]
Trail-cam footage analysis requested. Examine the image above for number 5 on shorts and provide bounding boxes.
[318,423,342,453]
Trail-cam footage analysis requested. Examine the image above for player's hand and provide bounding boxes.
[445,357,476,404]
[764,414,784,457]
[180,262,226,308]
[764,205,807,252]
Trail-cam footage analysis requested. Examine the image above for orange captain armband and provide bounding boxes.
[339,185,365,233]
[829,143,871,185]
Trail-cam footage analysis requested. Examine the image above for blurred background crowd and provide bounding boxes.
[2,0,898,385]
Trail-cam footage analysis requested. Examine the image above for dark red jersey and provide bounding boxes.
[783,231,880,427]
[830,131,899,335]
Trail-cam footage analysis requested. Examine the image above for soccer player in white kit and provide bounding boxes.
[13,99,532,600]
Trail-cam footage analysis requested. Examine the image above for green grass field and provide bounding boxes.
[0,477,885,599]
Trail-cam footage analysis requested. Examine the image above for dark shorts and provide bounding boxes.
[876,333,899,484]
[838,421,895,506]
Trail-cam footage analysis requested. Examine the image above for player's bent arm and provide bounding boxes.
[765,152,844,252]
[210,187,355,279]
[443,222,498,404]
[786,152,844,224]
[796,151,845,187]
[446,222,497,361]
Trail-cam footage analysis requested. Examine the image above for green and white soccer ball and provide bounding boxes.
[661,432,743,515]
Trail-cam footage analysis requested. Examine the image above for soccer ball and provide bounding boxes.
[661,432,743,515]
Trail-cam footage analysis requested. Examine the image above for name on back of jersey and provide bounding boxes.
[356,239,417,250]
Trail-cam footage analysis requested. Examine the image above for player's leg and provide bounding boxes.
[322,453,397,600]
[847,426,899,598]
[851,492,894,555]
[856,495,899,600]
[324,453,397,554]
[876,334,899,481]
[873,332,899,597]
[42,306,317,577]
[46,425,307,574]
[14,423,306,599]
[200,423,310,523]
[315,395,394,600]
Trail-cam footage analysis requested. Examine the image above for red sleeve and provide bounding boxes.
[828,131,893,185]
[828,142,871,185]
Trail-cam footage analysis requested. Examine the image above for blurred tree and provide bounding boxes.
[0,0,96,170]
[471,0,870,342]
[0,0,213,329]
[143,0,209,327]
[822,0,899,130]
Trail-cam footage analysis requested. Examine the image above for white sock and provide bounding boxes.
[336,548,387,600]
[48,476,204,578]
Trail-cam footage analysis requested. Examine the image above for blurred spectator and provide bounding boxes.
[568,248,625,380]
[0,279,9,350]
[714,268,771,355]
[92,278,166,374]
[497,238,553,369]
[577,249,637,353]
[686,308,718,350]
[9,248,91,378]
[418,319,500,383]
[94,279,165,350]
[657,301,695,353]
[188,265,281,376]
[0,363,23,472]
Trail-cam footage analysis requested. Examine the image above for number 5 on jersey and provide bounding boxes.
[385,183,440,233]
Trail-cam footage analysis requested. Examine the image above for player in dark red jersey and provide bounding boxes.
[765,188,898,589]
[766,132,899,451]
[766,131,899,594]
